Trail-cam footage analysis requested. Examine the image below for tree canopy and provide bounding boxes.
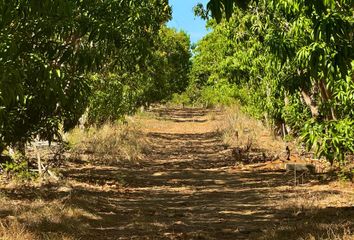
[1,0,353,166]
[190,0,354,164]
[0,0,177,152]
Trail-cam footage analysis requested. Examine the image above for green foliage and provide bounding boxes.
[87,73,138,125]
[282,94,312,135]
[195,0,251,22]
[2,160,35,181]
[170,92,191,107]
[337,168,354,182]
[0,0,172,150]
[196,80,238,108]
[191,0,354,164]
[154,27,192,99]
[87,26,191,124]
[302,119,354,165]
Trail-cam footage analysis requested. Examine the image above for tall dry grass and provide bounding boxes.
[259,179,354,240]
[0,220,36,240]
[218,105,287,158]
[260,223,353,240]
[66,120,148,163]
[0,194,95,240]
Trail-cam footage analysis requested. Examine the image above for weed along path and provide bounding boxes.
[0,107,353,240]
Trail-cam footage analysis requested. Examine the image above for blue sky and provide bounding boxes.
[167,0,209,43]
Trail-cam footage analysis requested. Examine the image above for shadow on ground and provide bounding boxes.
[0,108,353,240]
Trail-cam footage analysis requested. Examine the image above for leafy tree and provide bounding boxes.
[160,27,192,97]
[0,0,171,153]
[192,0,354,163]
[87,26,191,124]
[141,27,192,104]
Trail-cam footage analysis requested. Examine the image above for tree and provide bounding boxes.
[145,27,192,103]
[193,0,354,163]
[86,26,192,124]
[0,0,171,152]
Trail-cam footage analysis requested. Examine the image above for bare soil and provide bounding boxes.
[0,107,353,240]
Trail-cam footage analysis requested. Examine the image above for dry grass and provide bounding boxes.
[0,220,36,240]
[0,219,76,240]
[1,107,353,239]
[275,184,354,210]
[261,223,353,240]
[0,116,149,239]
[259,184,354,240]
[217,105,334,173]
[0,191,96,240]
[218,105,286,157]
[66,119,148,163]
[218,105,354,239]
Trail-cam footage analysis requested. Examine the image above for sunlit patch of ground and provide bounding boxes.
[0,107,353,239]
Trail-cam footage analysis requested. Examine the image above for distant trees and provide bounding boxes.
[192,0,354,164]
[87,26,192,124]
[139,27,191,105]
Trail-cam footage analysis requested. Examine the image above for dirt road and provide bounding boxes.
[67,108,284,239]
[1,108,353,239]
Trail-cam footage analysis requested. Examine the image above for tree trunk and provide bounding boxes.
[283,94,292,134]
[300,90,319,118]
[318,79,337,120]
[34,145,42,176]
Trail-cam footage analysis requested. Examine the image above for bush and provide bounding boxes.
[1,160,35,181]
[195,80,238,108]
[169,92,191,107]
[302,119,354,165]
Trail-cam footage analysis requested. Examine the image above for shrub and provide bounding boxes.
[195,80,237,108]
[169,92,191,107]
[302,119,354,165]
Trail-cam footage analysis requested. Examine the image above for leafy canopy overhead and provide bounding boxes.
[0,0,171,151]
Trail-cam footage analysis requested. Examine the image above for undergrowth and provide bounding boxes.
[66,120,148,163]
[0,197,91,240]
[260,189,354,240]
[168,80,238,108]
[0,220,36,240]
[219,104,286,158]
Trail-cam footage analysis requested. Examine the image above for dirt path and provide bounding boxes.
[1,108,353,239]
[67,108,284,239]
[61,108,294,239]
